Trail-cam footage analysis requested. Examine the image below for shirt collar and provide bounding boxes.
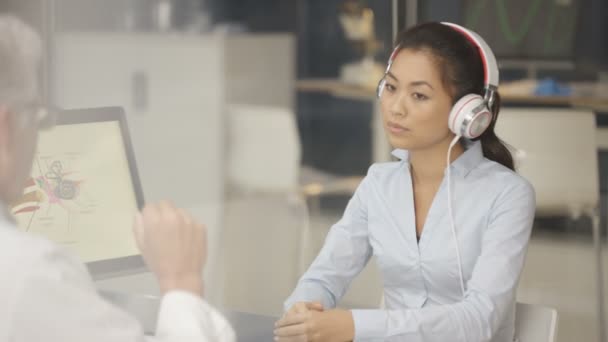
[391,140,484,178]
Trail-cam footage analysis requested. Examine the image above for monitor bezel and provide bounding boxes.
[51,106,147,280]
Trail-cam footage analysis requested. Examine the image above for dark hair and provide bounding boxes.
[394,22,514,171]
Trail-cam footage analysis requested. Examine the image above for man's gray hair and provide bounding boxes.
[0,14,42,107]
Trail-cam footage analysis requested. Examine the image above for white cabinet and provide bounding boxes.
[53,33,225,207]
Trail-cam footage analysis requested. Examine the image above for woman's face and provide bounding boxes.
[379,48,455,151]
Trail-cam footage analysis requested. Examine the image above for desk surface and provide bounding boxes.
[224,311,276,342]
[297,78,608,112]
[99,289,277,341]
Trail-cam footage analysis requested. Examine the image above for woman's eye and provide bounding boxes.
[412,92,428,101]
[385,83,396,92]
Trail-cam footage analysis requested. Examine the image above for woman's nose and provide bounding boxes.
[388,93,406,117]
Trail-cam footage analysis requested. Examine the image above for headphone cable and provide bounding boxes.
[447,135,466,298]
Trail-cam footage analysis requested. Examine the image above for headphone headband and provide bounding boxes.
[440,22,499,91]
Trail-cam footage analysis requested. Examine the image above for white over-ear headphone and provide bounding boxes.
[377,22,500,140]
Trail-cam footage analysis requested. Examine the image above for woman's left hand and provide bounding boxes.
[273,308,355,342]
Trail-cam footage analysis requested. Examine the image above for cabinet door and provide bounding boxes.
[53,32,224,207]
[53,33,226,303]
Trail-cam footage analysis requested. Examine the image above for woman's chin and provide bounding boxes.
[387,136,414,150]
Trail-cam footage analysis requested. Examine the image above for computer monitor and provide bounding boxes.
[11,107,146,279]
[417,0,581,63]
[574,0,608,72]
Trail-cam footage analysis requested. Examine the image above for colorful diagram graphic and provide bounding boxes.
[12,155,97,242]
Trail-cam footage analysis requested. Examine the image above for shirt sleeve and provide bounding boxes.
[351,179,535,342]
[285,170,374,311]
[156,290,236,342]
[9,246,235,342]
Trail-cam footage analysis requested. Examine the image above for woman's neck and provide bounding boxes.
[409,137,465,184]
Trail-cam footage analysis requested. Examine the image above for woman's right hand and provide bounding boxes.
[285,302,325,317]
[274,302,324,342]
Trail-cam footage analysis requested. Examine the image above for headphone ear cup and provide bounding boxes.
[448,94,492,139]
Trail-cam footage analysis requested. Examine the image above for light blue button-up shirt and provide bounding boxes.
[285,141,536,342]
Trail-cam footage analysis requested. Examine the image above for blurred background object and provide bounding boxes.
[337,0,384,88]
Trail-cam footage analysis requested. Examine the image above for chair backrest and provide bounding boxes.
[226,104,301,193]
[514,302,558,342]
[496,108,599,218]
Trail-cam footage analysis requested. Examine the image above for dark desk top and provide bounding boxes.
[224,311,276,342]
[99,289,277,341]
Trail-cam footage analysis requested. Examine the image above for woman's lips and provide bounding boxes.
[387,121,409,134]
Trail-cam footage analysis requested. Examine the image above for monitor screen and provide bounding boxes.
[574,0,608,71]
[418,0,581,61]
[11,107,146,278]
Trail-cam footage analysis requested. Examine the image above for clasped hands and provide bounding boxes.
[273,302,355,342]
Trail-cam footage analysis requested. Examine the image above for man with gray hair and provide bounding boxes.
[0,15,234,342]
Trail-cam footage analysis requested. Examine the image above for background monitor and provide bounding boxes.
[417,0,581,62]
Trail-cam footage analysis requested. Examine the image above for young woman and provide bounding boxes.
[274,22,535,342]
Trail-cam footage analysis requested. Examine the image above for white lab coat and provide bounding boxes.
[0,209,235,342]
